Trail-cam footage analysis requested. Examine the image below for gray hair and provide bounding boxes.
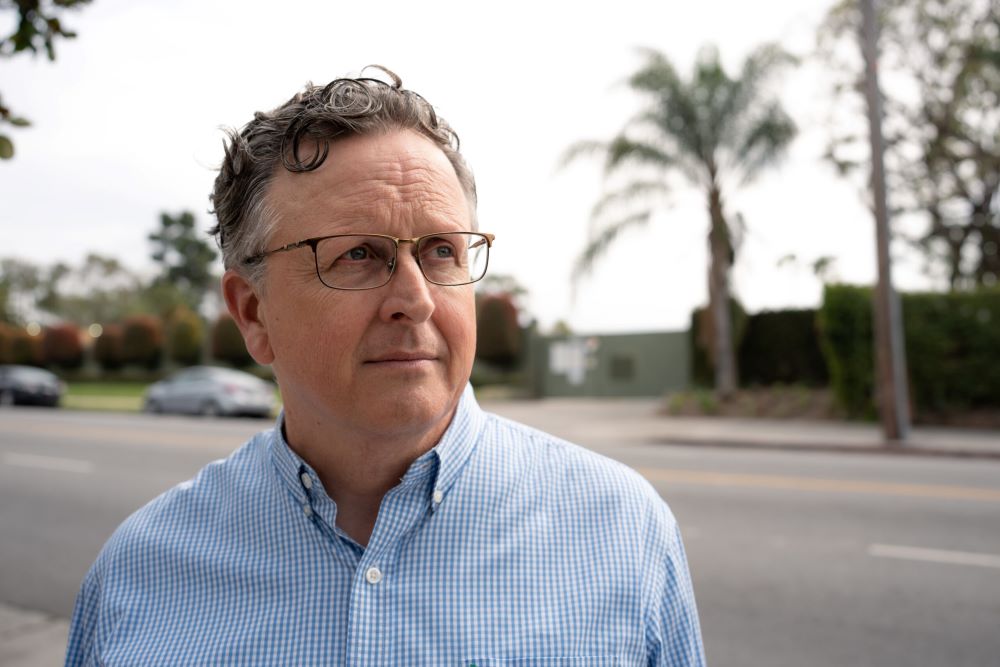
[209,66,478,286]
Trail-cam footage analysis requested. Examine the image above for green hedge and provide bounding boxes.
[689,299,748,388]
[739,309,828,387]
[818,284,1000,418]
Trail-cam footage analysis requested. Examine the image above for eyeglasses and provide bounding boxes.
[247,231,494,290]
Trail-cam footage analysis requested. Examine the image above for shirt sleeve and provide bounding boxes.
[644,504,706,667]
[64,566,101,667]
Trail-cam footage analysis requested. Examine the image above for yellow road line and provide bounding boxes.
[638,467,1000,503]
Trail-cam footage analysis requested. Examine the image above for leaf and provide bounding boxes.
[0,135,14,159]
[8,117,31,127]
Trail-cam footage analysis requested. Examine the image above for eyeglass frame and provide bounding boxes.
[244,231,495,291]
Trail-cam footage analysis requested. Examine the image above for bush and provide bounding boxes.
[10,327,44,366]
[43,323,84,369]
[476,294,523,370]
[121,315,163,370]
[95,323,126,371]
[817,285,876,418]
[818,284,1000,419]
[903,288,1000,413]
[0,322,16,364]
[690,299,748,388]
[212,314,254,367]
[167,307,204,366]
[739,309,828,387]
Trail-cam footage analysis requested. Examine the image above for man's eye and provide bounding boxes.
[422,240,456,259]
[343,246,371,261]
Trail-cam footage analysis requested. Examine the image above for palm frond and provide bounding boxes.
[604,135,674,173]
[733,103,797,183]
[556,140,609,171]
[572,212,652,281]
[589,180,670,220]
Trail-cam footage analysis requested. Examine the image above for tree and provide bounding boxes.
[562,45,797,397]
[148,211,219,312]
[0,0,93,159]
[476,294,523,370]
[819,0,1000,289]
[36,253,145,324]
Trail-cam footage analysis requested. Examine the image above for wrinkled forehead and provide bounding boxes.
[266,130,475,234]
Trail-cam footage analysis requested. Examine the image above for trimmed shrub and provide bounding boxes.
[212,314,254,367]
[818,284,1000,418]
[0,322,16,364]
[817,285,876,418]
[43,323,84,369]
[690,299,748,388]
[95,323,126,371]
[122,315,164,370]
[10,328,44,366]
[167,307,204,366]
[902,288,1000,413]
[476,294,523,370]
[739,309,828,387]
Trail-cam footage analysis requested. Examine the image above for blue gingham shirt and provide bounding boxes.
[66,386,704,666]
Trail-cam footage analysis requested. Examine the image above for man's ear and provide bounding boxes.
[222,269,275,365]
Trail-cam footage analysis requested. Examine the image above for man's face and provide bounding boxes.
[250,130,477,441]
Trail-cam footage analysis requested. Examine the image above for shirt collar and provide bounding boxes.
[268,383,486,509]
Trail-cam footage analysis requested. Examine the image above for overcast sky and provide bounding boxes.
[2,0,939,332]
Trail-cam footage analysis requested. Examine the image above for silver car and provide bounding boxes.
[143,366,276,418]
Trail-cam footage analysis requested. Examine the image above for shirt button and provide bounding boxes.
[302,504,313,517]
[300,473,313,490]
[432,489,444,504]
[365,566,383,585]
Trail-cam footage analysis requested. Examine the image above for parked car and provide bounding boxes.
[0,365,65,407]
[143,366,277,418]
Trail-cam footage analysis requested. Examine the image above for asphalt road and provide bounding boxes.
[2,405,999,667]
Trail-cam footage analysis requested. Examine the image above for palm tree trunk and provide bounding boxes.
[707,184,737,398]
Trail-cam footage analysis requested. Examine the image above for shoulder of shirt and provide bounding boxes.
[477,411,675,523]
[93,429,273,565]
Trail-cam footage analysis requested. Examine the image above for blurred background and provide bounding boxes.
[1,1,998,666]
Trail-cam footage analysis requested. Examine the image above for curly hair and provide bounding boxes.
[209,66,478,286]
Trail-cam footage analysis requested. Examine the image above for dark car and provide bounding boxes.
[143,366,277,418]
[0,365,65,407]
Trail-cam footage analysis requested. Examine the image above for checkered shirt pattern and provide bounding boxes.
[65,386,705,666]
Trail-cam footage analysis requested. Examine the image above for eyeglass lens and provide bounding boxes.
[313,233,489,289]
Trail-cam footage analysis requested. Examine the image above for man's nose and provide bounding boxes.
[378,245,435,323]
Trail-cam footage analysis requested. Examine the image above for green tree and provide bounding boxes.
[36,253,145,324]
[148,211,219,312]
[563,45,797,397]
[819,0,1000,289]
[0,257,44,323]
[0,0,93,159]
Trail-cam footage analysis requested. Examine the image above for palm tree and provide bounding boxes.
[563,45,797,397]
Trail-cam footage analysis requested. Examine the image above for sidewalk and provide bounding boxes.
[481,397,1000,459]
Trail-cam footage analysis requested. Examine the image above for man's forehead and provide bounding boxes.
[265,130,469,232]
[273,131,459,191]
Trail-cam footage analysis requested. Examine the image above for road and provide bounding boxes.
[2,405,999,667]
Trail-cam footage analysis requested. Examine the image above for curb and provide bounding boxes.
[652,437,1000,460]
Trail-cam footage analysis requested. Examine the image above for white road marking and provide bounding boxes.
[868,543,1000,570]
[2,452,95,474]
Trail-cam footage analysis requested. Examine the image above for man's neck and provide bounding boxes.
[282,406,454,547]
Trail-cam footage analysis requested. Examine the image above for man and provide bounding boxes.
[66,67,705,666]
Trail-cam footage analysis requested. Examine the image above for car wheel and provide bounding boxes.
[0,390,14,407]
[200,401,222,418]
[143,400,161,414]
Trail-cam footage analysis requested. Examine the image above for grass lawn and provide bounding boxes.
[63,382,148,412]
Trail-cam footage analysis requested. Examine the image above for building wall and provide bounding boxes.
[531,331,689,398]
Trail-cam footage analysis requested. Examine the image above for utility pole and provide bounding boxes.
[860,0,910,442]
